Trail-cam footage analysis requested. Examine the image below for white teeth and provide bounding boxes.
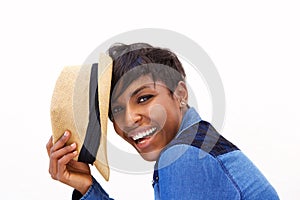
[132,127,157,141]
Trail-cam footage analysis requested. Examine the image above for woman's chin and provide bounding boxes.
[139,149,162,162]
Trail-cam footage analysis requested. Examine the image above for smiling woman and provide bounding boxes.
[47,42,279,200]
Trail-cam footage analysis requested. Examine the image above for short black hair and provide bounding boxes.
[108,42,186,119]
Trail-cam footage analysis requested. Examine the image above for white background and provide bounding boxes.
[0,0,299,199]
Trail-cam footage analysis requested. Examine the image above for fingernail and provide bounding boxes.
[64,131,69,137]
[73,151,78,155]
[71,143,76,148]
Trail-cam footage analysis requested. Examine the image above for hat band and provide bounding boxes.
[78,63,101,164]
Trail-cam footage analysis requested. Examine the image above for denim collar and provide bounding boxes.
[175,107,202,138]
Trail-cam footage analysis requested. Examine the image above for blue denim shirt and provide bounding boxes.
[74,108,279,200]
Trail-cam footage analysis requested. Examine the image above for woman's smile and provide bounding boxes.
[130,127,157,142]
[131,127,159,151]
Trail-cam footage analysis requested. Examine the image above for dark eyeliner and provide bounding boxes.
[137,94,153,103]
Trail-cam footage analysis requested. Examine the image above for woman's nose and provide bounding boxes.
[123,106,142,128]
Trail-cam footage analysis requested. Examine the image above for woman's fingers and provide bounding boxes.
[56,150,78,181]
[51,131,71,153]
[49,142,77,178]
[48,131,77,181]
[51,142,77,160]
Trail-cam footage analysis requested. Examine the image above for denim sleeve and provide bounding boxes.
[72,176,114,200]
[157,144,241,200]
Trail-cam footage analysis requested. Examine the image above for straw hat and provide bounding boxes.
[50,53,112,181]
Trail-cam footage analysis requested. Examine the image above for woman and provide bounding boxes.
[46,43,279,199]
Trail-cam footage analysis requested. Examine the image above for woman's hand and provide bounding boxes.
[46,131,92,195]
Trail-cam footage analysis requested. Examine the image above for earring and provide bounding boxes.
[180,101,186,107]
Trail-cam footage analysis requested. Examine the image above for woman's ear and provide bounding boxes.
[174,81,188,103]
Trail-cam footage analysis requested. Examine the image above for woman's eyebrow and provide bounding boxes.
[130,85,152,97]
[111,83,154,104]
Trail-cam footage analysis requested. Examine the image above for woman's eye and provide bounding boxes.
[138,95,153,103]
[112,106,124,114]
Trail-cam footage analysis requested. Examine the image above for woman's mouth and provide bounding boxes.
[131,127,157,144]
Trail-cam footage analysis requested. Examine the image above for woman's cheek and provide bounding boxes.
[149,104,167,131]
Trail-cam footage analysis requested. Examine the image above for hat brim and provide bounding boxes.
[50,53,112,181]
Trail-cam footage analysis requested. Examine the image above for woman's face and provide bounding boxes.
[111,75,187,161]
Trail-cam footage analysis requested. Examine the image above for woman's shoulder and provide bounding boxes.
[157,143,212,169]
[162,120,239,159]
[155,120,241,172]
